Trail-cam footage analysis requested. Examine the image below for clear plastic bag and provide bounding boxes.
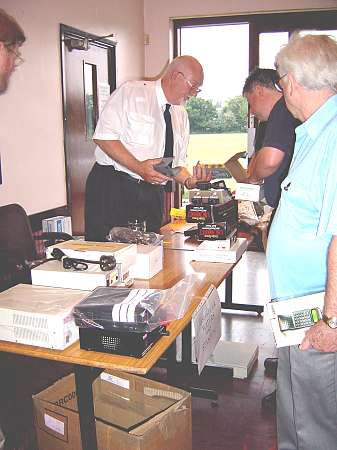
[72,274,205,331]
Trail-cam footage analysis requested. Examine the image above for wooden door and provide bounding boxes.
[60,25,116,235]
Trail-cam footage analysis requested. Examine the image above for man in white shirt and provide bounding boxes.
[85,55,210,241]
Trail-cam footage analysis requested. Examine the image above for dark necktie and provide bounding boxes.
[164,103,174,158]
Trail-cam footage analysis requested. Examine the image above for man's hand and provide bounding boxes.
[299,320,337,352]
[247,155,262,184]
[192,162,212,184]
[138,158,171,184]
[172,162,212,189]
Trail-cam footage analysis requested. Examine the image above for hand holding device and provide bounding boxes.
[154,157,181,177]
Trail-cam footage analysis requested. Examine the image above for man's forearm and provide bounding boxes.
[324,235,337,316]
[248,147,285,182]
[174,164,212,189]
[174,167,191,186]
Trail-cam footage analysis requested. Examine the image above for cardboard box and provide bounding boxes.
[33,370,192,450]
[129,244,163,279]
[193,238,248,263]
[224,152,248,183]
[235,183,265,202]
[0,284,87,349]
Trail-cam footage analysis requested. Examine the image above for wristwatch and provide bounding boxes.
[322,314,337,329]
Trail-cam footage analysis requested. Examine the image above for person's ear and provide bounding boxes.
[171,70,181,82]
[255,85,264,97]
[286,73,295,96]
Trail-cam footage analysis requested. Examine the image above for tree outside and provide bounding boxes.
[186,96,248,134]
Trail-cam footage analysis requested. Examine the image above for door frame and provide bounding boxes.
[59,24,117,216]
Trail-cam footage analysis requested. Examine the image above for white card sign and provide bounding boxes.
[192,285,221,375]
[98,82,111,115]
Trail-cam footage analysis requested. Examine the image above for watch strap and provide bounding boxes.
[322,314,337,329]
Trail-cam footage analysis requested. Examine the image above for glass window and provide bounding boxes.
[180,24,249,193]
[174,10,337,204]
[259,32,289,68]
[299,29,337,39]
[83,62,98,140]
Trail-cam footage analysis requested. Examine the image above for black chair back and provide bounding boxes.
[0,204,37,290]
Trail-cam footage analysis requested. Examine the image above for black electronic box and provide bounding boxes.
[78,324,167,358]
[73,286,168,358]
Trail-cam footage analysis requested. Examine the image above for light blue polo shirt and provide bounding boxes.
[267,94,337,300]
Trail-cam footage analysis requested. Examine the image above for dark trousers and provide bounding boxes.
[85,163,164,241]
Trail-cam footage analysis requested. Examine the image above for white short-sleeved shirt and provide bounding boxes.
[93,79,190,179]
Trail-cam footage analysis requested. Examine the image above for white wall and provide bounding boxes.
[0,0,144,214]
[144,0,337,76]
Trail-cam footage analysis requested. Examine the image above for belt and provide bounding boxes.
[95,163,161,187]
[112,167,150,185]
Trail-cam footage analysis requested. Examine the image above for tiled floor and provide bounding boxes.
[192,250,277,450]
[150,250,278,450]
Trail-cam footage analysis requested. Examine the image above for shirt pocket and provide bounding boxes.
[124,112,155,146]
[280,178,320,238]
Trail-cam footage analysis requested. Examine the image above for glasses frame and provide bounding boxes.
[274,73,287,92]
[178,71,202,95]
[5,43,24,67]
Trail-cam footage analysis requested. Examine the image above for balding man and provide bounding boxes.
[85,55,210,241]
[0,8,25,94]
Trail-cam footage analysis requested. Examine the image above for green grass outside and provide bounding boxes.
[185,132,247,192]
[186,132,247,170]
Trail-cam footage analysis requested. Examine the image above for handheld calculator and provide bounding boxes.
[278,307,322,332]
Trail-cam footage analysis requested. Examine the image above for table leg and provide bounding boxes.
[181,323,219,400]
[181,322,192,372]
[221,272,264,315]
[74,365,99,450]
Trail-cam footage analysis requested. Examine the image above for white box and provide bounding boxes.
[193,238,248,263]
[179,320,258,379]
[193,340,259,379]
[31,260,122,291]
[0,284,87,349]
[129,244,163,279]
[266,291,324,348]
[46,240,137,274]
[235,183,264,202]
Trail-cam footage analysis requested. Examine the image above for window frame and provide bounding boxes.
[173,9,337,71]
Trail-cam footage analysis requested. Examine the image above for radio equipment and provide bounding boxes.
[186,201,237,224]
[185,180,238,241]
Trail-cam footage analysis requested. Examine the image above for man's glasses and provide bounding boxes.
[274,73,287,92]
[5,44,24,67]
[178,72,202,95]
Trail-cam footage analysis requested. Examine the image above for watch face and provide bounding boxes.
[328,318,337,329]
[324,316,337,329]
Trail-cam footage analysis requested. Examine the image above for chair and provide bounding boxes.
[0,203,72,291]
